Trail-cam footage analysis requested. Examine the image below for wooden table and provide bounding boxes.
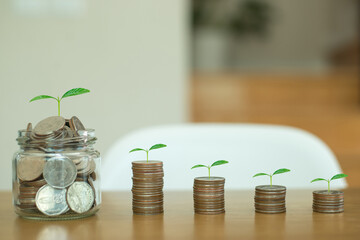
[1,189,359,240]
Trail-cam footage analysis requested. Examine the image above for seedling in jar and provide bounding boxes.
[191,160,229,179]
[30,88,90,116]
[310,173,348,193]
[129,144,167,163]
[253,168,291,186]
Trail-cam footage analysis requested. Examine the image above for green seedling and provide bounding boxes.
[310,173,348,193]
[253,168,291,186]
[191,160,229,179]
[30,88,90,116]
[129,144,167,162]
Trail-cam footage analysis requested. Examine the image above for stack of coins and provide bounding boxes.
[16,179,47,210]
[313,190,344,213]
[254,185,286,214]
[193,177,225,215]
[14,116,98,217]
[132,161,164,215]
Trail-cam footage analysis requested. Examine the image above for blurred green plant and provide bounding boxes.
[30,88,90,116]
[253,168,291,186]
[311,174,348,193]
[129,144,167,162]
[191,160,229,179]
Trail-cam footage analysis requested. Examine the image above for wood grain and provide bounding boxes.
[0,190,359,240]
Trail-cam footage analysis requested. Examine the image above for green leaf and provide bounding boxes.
[29,95,57,102]
[310,178,328,183]
[149,144,167,151]
[211,160,229,167]
[61,88,90,99]
[273,168,291,175]
[129,148,146,153]
[253,173,269,178]
[191,164,208,170]
[330,174,348,181]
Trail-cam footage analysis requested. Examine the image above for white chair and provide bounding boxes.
[102,124,347,190]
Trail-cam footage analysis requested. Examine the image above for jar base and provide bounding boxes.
[15,205,100,221]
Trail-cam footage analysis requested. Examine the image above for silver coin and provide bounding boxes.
[66,182,94,213]
[33,116,65,136]
[35,184,69,216]
[43,156,77,189]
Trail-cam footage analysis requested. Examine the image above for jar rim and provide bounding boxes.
[18,128,95,135]
[16,128,97,150]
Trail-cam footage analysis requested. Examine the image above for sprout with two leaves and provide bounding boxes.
[129,144,167,163]
[253,168,291,186]
[191,160,229,179]
[30,88,90,116]
[310,174,348,193]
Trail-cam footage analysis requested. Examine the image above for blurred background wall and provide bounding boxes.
[192,0,360,186]
[0,0,188,189]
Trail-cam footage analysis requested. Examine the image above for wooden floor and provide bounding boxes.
[192,71,360,187]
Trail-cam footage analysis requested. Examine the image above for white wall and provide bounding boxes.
[0,0,189,190]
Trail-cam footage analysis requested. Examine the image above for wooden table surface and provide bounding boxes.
[1,189,359,240]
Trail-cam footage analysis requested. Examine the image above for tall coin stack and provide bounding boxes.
[193,177,225,215]
[132,161,164,215]
[313,190,344,213]
[254,185,286,214]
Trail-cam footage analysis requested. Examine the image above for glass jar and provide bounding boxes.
[13,128,101,220]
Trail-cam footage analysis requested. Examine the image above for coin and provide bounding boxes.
[21,178,47,188]
[25,123,32,138]
[193,177,225,215]
[64,126,75,138]
[43,156,77,188]
[69,116,86,133]
[33,116,66,136]
[35,184,69,216]
[77,160,96,176]
[17,155,45,181]
[313,190,344,213]
[131,161,164,215]
[254,185,286,214]
[90,172,97,181]
[66,182,94,213]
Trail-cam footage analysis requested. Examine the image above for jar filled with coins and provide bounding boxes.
[12,116,101,220]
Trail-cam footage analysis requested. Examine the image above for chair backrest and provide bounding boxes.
[102,124,347,190]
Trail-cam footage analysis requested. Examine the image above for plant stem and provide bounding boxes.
[208,166,211,180]
[57,97,61,116]
[328,180,330,193]
[270,175,273,186]
[146,150,149,163]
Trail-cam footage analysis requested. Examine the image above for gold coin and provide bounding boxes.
[17,155,45,181]
[33,116,66,136]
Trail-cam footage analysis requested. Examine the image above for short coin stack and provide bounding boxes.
[313,190,344,213]
[193,177,225,215]
[132,161,164,215]
[254,185,286,214]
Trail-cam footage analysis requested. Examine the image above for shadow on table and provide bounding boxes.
[13,215,101,240]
